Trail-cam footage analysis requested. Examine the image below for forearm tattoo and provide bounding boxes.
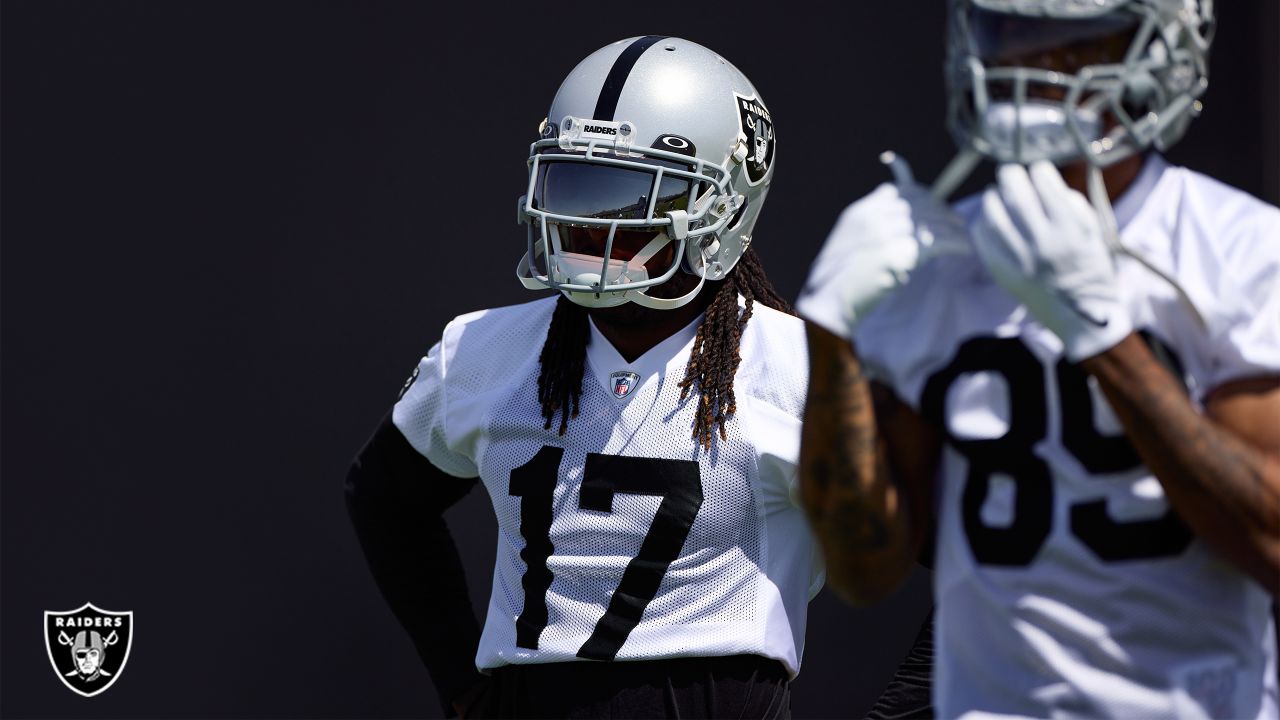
[801,332,899,556]
[1085,336,1280,592]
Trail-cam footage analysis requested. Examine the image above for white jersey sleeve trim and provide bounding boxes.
[1200,206,1280,391]
[392,314,486,479]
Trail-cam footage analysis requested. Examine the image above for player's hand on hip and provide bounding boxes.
[972,161,1133,361]
[797,152,967,341]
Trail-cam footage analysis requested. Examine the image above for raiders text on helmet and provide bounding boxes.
[516,36,776,309]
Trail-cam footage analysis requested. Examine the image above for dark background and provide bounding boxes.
[2,1,1276,717]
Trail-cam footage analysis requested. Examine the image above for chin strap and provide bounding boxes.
[625,232,672,270]
[625,261,707,310]
[516,241,551,291]
[931,148,982,201]
[627,240,711,308]
[1086,165,1207,330]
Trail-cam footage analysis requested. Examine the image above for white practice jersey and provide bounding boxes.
[393,295,823,677]
[853,156,1280,719]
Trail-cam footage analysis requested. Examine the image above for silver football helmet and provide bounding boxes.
[945,0,1213,171]
[516,36,776,309]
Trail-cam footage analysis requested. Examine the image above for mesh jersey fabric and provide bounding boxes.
[393,295,823,678]
[846,155,1280,719]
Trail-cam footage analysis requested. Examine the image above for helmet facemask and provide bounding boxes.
[946,0,1212,171]
[517,118,743,310]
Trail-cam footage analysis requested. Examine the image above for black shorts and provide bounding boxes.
[863,610,934,720]
[470,654,791,719]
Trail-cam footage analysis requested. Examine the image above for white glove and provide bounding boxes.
[797,155,967,341]
[972,161,1132,361]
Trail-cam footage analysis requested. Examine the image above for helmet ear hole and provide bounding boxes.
[681,235,719,275]
[726,197,749,231]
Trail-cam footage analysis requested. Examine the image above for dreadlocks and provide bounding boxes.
[536,291,591,436]
[536,248,794,448]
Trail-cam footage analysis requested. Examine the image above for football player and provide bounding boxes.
[347,37,824,718]
[797,1,1279,718]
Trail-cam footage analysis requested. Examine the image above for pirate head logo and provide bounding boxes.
[608,371,640,400]
[45,602,133,697]
[734,92,775,186]
[68,630,113,680]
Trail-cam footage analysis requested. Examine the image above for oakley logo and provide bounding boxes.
[654,135,696,157]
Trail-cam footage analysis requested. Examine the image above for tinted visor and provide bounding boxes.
[532,155,693,224]
[968,7,1138,67]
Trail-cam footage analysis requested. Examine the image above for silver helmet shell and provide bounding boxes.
[517,36,776,309]
[946,0,1214,167]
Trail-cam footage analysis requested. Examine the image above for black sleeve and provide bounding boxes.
[345,413,485,717]
[863,608,935,720]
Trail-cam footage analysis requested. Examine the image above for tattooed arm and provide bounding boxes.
[799,322,942,605]
[1083,334,1280,595]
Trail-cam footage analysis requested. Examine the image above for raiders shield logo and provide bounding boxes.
[734,92,775,186]
[44,602,133,697]
[609,371,640,399]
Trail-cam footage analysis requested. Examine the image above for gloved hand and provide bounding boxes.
[797,154,967,341]
[972,161,1132,361]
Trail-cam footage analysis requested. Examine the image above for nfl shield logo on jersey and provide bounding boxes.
[44,602,133,697]
[609,371,640,399]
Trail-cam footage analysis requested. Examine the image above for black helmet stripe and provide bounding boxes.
[593,35,668,121]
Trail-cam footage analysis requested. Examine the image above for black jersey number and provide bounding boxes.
[920,333,1193,567]
[508,447,703,660]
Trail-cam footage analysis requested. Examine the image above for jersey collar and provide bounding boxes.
[1112,153,1168,231]
[585,311,703,401]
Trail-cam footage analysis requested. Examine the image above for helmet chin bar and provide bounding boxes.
[515,212,687,301]
[625,258,708,310]
[961,59,1127,167]
[550,226,671,292]
[515,228,711,310]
